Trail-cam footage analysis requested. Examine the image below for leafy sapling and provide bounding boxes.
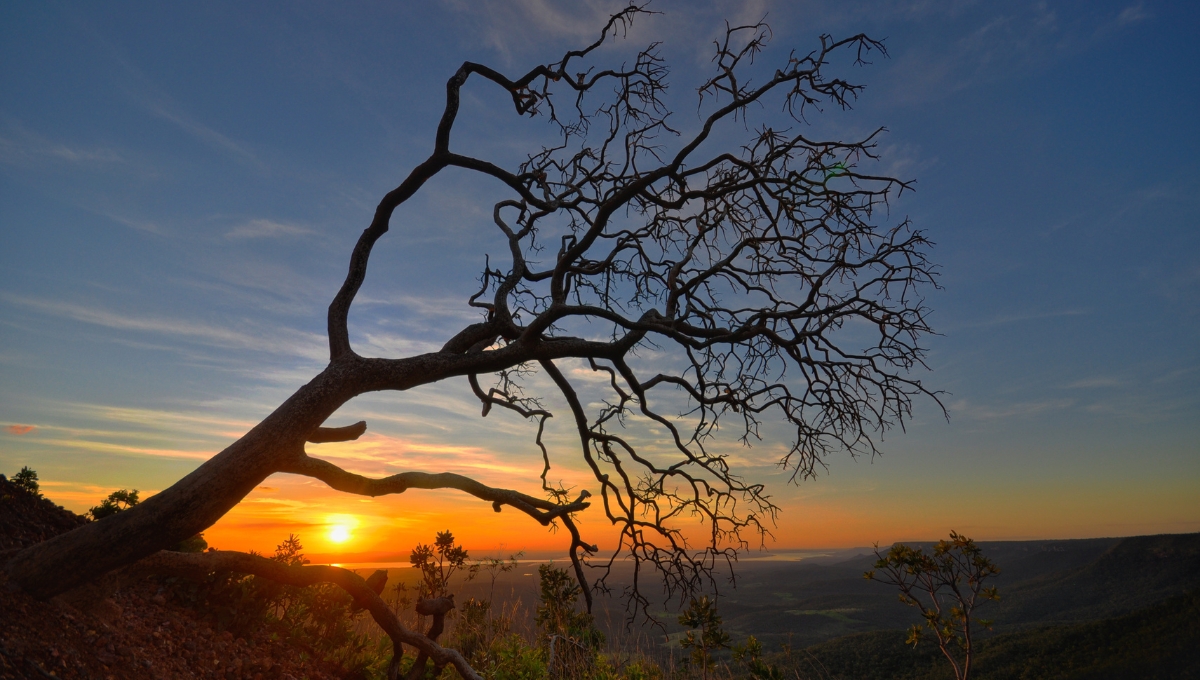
[866,531,1000,680]
[679,596,731,680]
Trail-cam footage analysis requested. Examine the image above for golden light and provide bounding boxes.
[328,525,351,543]
[325,514,360,545]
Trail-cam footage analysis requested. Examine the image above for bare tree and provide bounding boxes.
[4,1,937,648]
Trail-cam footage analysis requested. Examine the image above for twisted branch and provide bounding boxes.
[280,454,590,526]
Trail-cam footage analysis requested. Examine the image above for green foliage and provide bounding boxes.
[439,581,669,680]
[606,658,666,680]
[88,488,140,520]
[588,652,669,680]
[174,532,209,553]
[732,636,783,680]
[536,563,604,679]
[450,596,500,665]
[272,533,307,566]
[678,596,731,679]
[865,532,1000,680]
[484,632,550,680]
[536,564,603,645]
[172,534,376,677]
[145,525,1196,680]
[410,530,469,598]
[441,595,546,679]
[12,466,40,496]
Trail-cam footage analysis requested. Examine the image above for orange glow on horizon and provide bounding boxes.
[40,455,1200,563]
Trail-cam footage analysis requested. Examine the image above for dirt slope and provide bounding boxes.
[0,475,346,680]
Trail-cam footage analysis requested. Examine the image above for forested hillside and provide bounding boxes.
[682,534,1200,649]
[797,590,1200,679]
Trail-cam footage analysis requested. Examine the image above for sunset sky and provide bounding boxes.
[2,1,1197,563]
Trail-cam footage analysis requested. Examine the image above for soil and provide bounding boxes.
[0,476,349,680]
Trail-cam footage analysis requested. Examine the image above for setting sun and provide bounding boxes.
[325,514,360,545]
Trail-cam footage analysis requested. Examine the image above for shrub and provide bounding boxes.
[170,534,375,676]
[88,488,139,520]
[678,596,731,680]
[537,563,604,679]
[410,530,469,598]
[12,466,40,496]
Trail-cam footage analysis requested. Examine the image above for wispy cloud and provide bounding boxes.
[144,102,259,165]
[873,1,1155,106]
[94,210,166,234]
[946,308,1088,331]
[355,293,482,321]
[1116,3,1150,27]
[15,435,211,461]
[1063,377,1122,389]
[225,219,315,240]
[0,401,265,464]
[357,333,444,358]
[0,134,124,167]
[63,403,259,437]
[875,141,937,180]
[0,125,126,168]
[175,257,331,320]
[440,0,626,61]
[2,293,328,361]
[1153,365,1200,384]
[880,4,1059,104]
[56,9,261,169]
[4,424,36,435]
[946,397,1075,422]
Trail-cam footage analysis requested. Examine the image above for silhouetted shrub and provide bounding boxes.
[12,467,40,496]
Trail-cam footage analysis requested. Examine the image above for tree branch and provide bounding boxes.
[307,421,367,443]
[280,454,589,525]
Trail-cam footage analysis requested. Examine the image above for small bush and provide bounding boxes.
[12,466,40,496]
[89,488,139,520]
[170,534,375,677]
[537,563,604,679]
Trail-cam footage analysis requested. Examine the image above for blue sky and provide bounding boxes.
[1,0,1197,555]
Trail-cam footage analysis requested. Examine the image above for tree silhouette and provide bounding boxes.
[4,5,939,675]
[410,530,470,599]
[11,467,40,497]
[88,488,140,521]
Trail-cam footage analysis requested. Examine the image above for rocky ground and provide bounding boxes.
[0,475,348,680]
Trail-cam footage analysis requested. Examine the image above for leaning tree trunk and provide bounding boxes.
[3,361,354,599]
[3,345,579,599]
